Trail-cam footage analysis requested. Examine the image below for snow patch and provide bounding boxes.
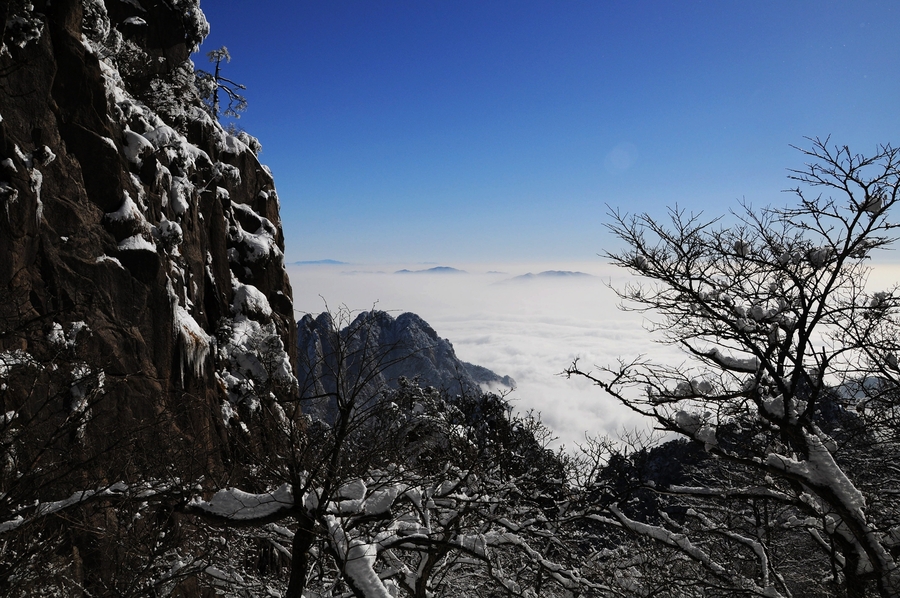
[733,239,751,257]
[338,479,367,501]
[232,281,272,319]
[157,216,183,247]
[47,323,65,347]
[96,254,124,268]
[173,302,210,378]
[229,204,282,264]
[674,379,713,396]
[30,168,42,224]
[220,134,249,156]
[705,347,758,372]
[326,515,393,598]
[122,129,154,165]
[190,484,293,521]
[6,12,44,49]
[143,125,210,173]
[48,321,88,349]
[1,182,19,217]
[118,234,156,252]
[766,430,867,518]
[762,395,785,419]
[107,191,145,223]
[213,161,241,186]
[169,176,193,216]
[808,247,833,268]
[217,314,294,406]
[364,485,402,516]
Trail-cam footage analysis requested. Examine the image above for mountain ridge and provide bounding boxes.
[395,266,466,274]
[297,310,515,422]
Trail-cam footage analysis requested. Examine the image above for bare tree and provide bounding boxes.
[568,138,900,597]
[0,288,202,596]
[188,307,595,598]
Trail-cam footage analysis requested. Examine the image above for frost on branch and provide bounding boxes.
[567,139,900,597]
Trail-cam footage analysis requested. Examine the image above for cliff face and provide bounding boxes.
[0,0,296,469]
[297,310,514,422]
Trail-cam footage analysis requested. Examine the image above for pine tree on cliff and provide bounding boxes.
[196,46,248,121]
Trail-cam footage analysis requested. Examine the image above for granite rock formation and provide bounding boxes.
[297,310,514,421]
[0,2,297,591]
[1,0,297,445]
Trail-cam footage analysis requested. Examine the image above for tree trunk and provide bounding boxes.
[285,514,315,598]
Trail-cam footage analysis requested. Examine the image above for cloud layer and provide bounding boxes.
[287,261,685,447]
[287,259,900,448]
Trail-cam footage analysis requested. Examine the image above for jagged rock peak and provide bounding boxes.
[297,309,515,403]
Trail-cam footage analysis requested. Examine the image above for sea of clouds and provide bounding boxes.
[287,260,900,448]
[286,261,690,448]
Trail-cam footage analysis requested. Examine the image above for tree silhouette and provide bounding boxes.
[569,138,900,597]
[196,46,247,121]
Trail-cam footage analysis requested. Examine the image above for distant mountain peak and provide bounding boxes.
[297,310,514,421]
[292,259,347,265]
[395,266,466,274]
[500,270,592,283]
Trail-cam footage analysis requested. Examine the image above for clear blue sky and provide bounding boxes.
[198,1,900,264]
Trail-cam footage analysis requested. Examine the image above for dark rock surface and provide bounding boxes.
[0,0,296,476]
[0,2,301,593]
[461,360,516,389]
[297,310,514,421]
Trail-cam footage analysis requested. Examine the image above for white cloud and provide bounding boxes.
[286,259,900,447]
[287,261,680,448]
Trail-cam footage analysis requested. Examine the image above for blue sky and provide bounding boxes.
[199,1,900,264]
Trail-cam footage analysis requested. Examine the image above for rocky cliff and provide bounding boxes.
[0,0,296,499]
[297,310,514,421]
[0,1,301,592]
